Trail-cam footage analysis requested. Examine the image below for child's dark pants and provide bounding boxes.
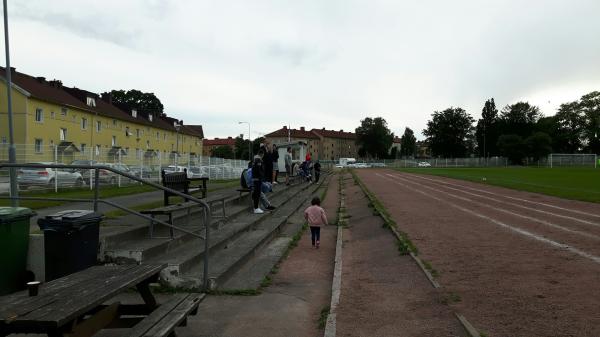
[310,226,321,246]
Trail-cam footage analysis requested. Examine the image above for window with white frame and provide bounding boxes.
[34,139,43,153]
[81,117,88,130]
[96,120,101,132]
[146,140,150,149]
[156,132,160,140]
[60,128,67,141]
[132,110,137,118]
[50,111,55,119]
[86,97,96,107]
[35,108,43,122]
[112,136,116,146]
[136,129,140,138]
[125,127,131,137]
[95,144,101,155]
[80,143,86,153]
[149,114,153,122]
[61,107,67,116]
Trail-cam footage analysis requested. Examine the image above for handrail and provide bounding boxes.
[0,162,213,290]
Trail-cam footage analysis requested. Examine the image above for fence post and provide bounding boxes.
[54,145,58,193]
[118,151,122,187]
[93,168,100,212]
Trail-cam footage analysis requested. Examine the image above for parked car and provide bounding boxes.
[130,166,158,179]
[371,162,387,168]
[417,161,432,167]
[162,165,193,178]
[188,166,208,178]
[18,162,84,189]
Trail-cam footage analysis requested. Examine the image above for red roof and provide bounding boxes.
[265,126,319,139]
[1,66,202,137]
[203,137,236,146]
[311,128,356,140]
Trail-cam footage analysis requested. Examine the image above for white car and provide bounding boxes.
[18,162,84,189]
[417,162,432,167]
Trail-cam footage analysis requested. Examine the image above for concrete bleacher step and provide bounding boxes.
[164,177,327,289]
[102,180,310,263]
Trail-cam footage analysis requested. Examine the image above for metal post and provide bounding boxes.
[93,168,100,212]
[203,210,210,290]
[3,0,18,206]
[54,145,58,193]
[118,151,122,187]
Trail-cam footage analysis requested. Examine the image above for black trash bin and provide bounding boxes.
[37,210,103,281]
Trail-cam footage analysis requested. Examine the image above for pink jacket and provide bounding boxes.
[304,205,328,227]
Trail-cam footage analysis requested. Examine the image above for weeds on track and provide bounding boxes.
[318,305,330,329]
[439,292,461,305]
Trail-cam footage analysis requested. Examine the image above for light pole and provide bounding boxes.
[4,0,18,206]
[238,121,251,159]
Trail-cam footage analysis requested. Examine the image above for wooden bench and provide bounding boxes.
[122,293,204,337]
[161,170,208,206]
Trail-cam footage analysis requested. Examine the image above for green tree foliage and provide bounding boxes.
[475,98,501,157]
[552,101,585,152]
[253,137,266,155]
[525,132,552,162]
[400,127,417,157]
[355,117,394,159]
[211,145,234,159]
[497,134,525,164]
[499,102,542,138]
[423,107,475,157]
[234,136,251,161]
[579,91,600,154]
[109,89,164,114]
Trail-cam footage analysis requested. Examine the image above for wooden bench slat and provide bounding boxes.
[128,293,204,337]
[143,293,204,337]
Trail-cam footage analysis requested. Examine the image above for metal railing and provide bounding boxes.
[0,163,213,290]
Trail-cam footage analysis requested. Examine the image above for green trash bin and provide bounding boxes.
[0,207,35,295]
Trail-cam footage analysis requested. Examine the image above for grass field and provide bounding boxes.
[398,167,600,203]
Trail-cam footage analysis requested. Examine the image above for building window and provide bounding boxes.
[124,147,129,156]
[136,129,140,138]
[149,114,153,122]
[125,127,131,137]
[86,97,96,107]
[34,139,43,153]
[35,108,43,122]
[156,132,160,140]
[59,128,67,141]
[95,145,101,155]
[81,117,88,130]
[96,120,101,132]
[112,136,117,147]
[61,107,67,116]
[146,140,150,148]
[136,148,141,159]
[1,136,6,144]
[163,133,167,141]
[112,119,117,126]
[132,110,137,118]
[81,143,86,153]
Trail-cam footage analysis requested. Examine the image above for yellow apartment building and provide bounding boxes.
[0,67,203,165]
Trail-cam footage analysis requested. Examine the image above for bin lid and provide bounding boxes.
[38,210,103,230]
[0,207,34,223]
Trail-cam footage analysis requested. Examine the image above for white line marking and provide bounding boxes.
[375,173,600,265]
[387,174,600,241]
[403,172,600,219]
[392,173,600,228]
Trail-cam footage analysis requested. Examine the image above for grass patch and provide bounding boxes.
[396,239,410,255]
[318,306,330,329]
[439,292,461,305]
[422,260,440,278]
[398,167,600,203]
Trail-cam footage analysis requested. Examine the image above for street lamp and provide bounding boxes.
[238,121,252,159]
[4,0,18,206]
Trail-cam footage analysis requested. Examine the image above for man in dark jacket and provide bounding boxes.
[314,161,321,183]
[252,150,265,214]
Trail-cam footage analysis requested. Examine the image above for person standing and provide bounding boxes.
[314,160,321,183]
[263,143,274,185]
[304,196,328,248]
[305,152,311,162]
[272,144,279,184]
[284,147,293,185]
[252,150,265,214]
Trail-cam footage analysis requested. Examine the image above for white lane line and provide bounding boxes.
[387,174,600,241]
[404,172,600,219]
[375,173,600,265]
[393,173,600,228]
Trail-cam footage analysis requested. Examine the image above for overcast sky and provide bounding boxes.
[4,0,600,139]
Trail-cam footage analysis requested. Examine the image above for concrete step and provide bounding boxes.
[221,181,326,290]
[162,177,328,289]
[101,181,306,264]
[103,181,308,263]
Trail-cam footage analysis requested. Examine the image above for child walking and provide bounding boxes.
[304,196,328,248]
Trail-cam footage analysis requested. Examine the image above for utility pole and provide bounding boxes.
[4,0,18,206]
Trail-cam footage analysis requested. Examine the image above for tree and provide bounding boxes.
[211,145,234,159]
[497,134,525,164]
[234,136,251,161]
[579,91,600,154]
[423,107,475,158]
[525,132,552,162]
[109,89,164,114]
[499,102,541,138]
[400,127,417,157]
[475,98,500,157]
[355,117,394,159]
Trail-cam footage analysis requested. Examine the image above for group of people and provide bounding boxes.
[240,142,328,249]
